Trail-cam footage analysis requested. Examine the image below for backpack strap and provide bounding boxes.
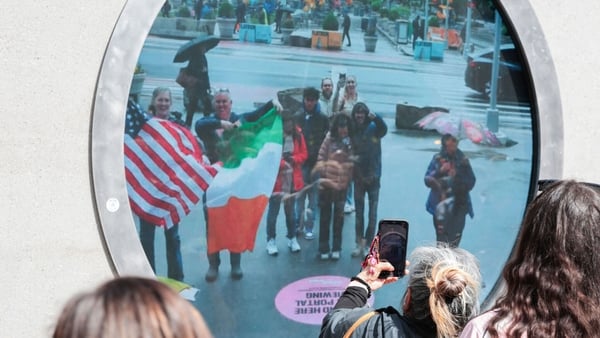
[343,311,377,338]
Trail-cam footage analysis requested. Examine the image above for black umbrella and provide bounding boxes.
[173,35,220,63]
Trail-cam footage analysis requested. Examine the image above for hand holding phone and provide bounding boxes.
[375,219,409,279]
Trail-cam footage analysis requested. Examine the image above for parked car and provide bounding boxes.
[464,44,530,100]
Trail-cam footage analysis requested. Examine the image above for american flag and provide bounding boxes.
[124,99,218,228]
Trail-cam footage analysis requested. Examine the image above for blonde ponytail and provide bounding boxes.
[404,246,481,338]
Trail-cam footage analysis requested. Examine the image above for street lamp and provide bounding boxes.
[486,9,502,133]
[463,0,473,59]
[424,0,429,41]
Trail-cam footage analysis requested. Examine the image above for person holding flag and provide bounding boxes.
[124,91,219,282]
[195,89,283,282]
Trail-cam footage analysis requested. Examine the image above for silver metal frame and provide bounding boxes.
[90,0,564,303]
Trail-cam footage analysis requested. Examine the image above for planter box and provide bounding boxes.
[239,23,256,42]
[290,33,311,47]
[280,28,294,44]
[239,23,272,43]
[217,17,236,38]
[364,35,378,52]
[327,31,342,49]
[255,24,272,43]
[311,30,329,49]
[311,30,342,50]
[395,104,449,130]
[199,19,216,35]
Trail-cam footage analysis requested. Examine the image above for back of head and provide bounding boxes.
[52,277,213,338]
[490,179,600,337]
[405,246,481,338]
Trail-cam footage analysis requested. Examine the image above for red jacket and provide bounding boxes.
[273,126,308,193]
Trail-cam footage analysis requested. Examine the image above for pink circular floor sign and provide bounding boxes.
[275,275,374,325]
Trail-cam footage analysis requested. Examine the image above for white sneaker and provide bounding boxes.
[344,204,354,214]
[320,253,330,260]
[266,239,278,256]
[304,231,314,240]
[288,237,301,252]
[351,246,364,257]
[331,251,341,260]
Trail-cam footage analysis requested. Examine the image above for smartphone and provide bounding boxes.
[377,219,409,278]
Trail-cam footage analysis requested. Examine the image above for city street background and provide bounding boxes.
[134,18,534,337]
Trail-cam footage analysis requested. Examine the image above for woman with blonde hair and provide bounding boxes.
[52,277,213,338]
[320,245,482,337]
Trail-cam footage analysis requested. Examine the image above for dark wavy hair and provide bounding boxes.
[487,180,600,337]
[329,113,354,139]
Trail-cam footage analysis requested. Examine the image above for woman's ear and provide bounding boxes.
[402,287,412,313]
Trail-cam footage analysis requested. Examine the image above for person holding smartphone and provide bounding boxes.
[320,246,482,338]
[314,113,354,260]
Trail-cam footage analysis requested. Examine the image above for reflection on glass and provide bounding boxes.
[126,1,533,336]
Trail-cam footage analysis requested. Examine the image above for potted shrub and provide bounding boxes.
[370,0,382,13]
[312,11,342,49]
[217,1,236,38]
[176,4,195,31]
[363,16,378,52]
[322,11,339,31]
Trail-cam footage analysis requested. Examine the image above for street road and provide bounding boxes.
[133,34,534,338]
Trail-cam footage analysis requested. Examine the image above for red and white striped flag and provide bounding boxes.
[124,100,218,228]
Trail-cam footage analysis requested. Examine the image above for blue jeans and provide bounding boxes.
[346,180,354,207]
[354,178,380,245]
[139,219,184,281]
[296,165,318,232]
[266,193,296,240]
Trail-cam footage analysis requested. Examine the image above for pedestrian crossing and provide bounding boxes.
[140,36,534,131]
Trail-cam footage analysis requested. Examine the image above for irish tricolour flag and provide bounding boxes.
[206,108,282,254]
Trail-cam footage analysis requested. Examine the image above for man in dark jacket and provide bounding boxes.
[342,13,351,47]
[195,89,279,282]
[294,87,329,240]
[350,102,387,258]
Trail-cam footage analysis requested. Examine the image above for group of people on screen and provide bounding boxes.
[136,70,479,285]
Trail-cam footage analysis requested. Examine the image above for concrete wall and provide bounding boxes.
[1,0,599,336]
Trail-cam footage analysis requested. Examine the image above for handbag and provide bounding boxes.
[176,67,199,88]
[343,311,376,338]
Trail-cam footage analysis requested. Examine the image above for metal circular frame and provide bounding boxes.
[90,0,564,305]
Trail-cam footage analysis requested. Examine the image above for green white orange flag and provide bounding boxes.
[205,108,282,254]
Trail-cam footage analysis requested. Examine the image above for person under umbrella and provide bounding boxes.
[173,36,220,127]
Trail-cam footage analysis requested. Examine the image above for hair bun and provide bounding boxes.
[430,266,468,299]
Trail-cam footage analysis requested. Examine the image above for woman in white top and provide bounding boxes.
[336,75,361,116]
